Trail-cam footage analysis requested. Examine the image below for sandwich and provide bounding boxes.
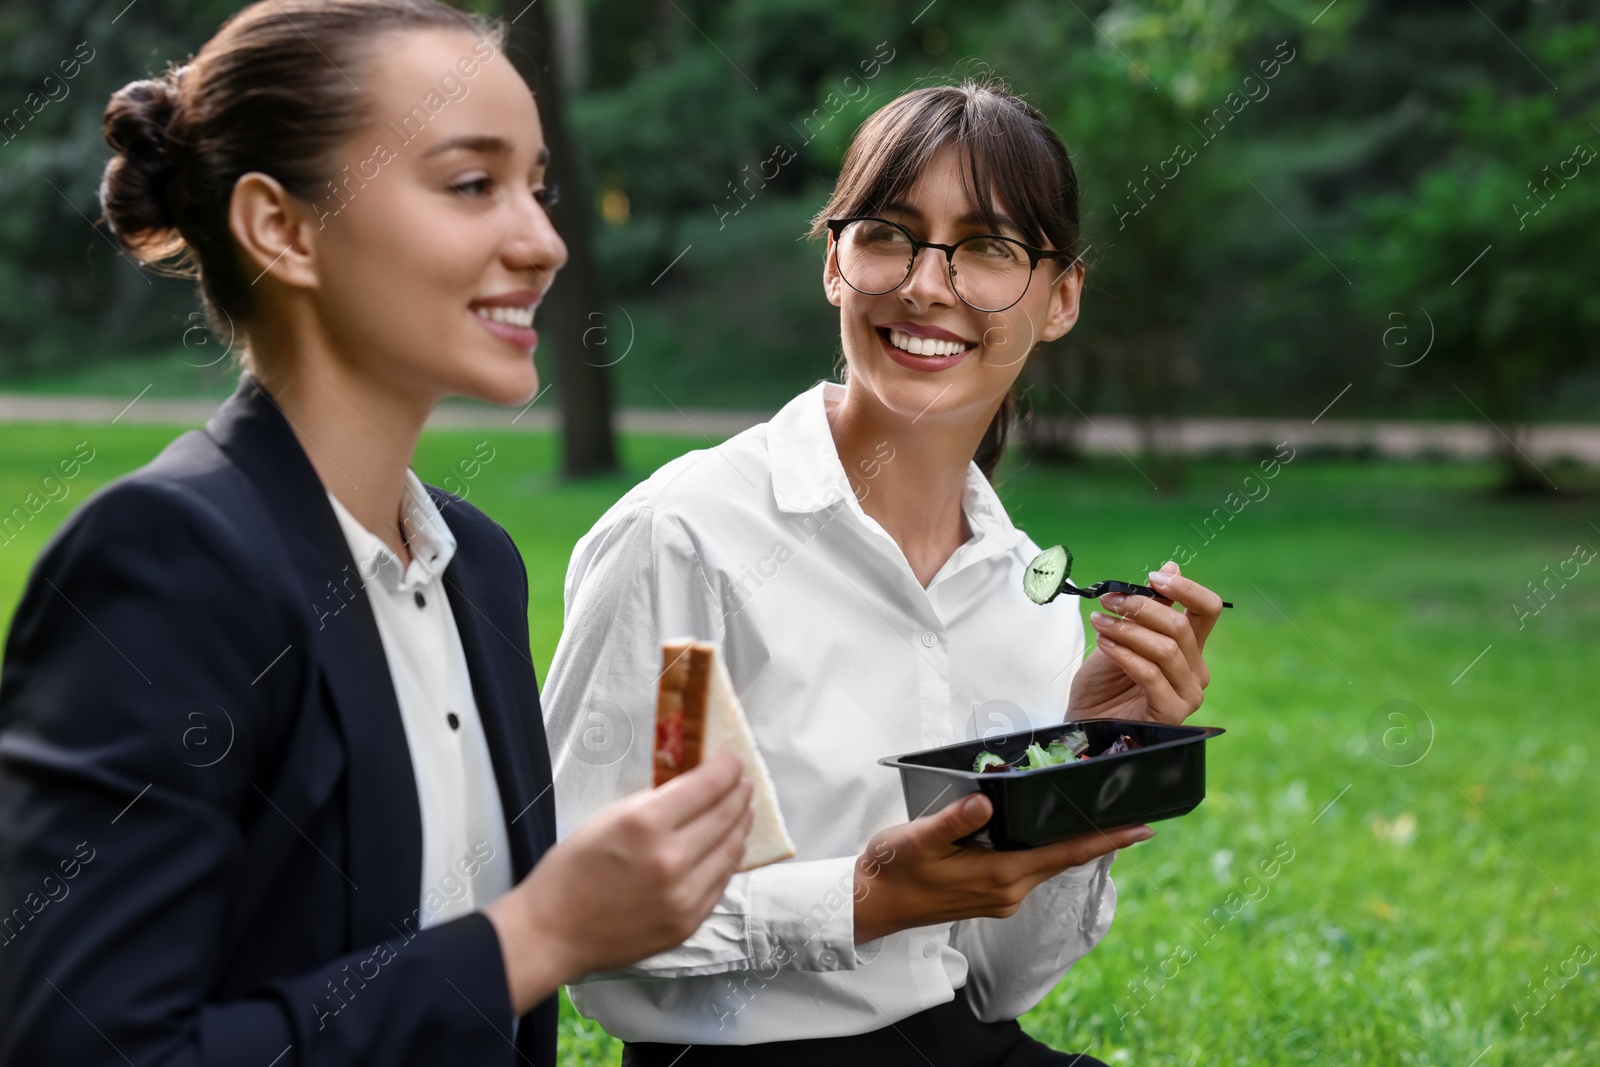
[654,639,795,871]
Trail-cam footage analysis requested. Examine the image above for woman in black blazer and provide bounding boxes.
[0,3,754,1064]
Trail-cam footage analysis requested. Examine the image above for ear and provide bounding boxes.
[228,171,322,294]
[822,231,846,308]
[1038,259,1085,343]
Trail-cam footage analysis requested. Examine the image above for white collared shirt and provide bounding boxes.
[543,381,1117,1045]
[325,470,513,929]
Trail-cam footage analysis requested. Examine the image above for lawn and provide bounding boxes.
[1,421,1595,1066]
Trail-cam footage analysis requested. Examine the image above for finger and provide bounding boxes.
[1092,633,1195,722]
[664,807,754,947]
[1013,823,1154,879]
[673,776,755,867]
[654,752,745,826]
[1098,592,1207,690]
[910,792,993,853]
[1091,612,1203,708]
[1146,562,1226,649]
[684,806,757,906]
[1095,587,1209,703]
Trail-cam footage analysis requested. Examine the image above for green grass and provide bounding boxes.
[2,422,1595,1066]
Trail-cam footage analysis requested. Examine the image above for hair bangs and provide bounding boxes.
[809,81,1077,258]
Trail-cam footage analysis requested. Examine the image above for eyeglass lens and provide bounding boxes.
[834,218,1035,313]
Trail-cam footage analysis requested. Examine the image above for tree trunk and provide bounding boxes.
[1022,338,1093,463]
[503,1,618,477]
[1482,355,1556,495]
[1494,424,1556,495]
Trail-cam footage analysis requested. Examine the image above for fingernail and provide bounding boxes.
[1090,611,1107,626]
[964,796,985,816]
[1098,635,1117,648]
[1133,826,1155,842]
[1148,571,1172,588]
[1101,593,1125,610]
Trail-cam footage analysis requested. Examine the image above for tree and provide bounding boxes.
[503,0,619,477]
[956,0,1306,483]
[1344,19,1600,491]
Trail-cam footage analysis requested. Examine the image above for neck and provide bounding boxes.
[827,381,996,588]
[250,334,434,566]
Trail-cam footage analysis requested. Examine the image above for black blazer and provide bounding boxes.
[0,372,557,1065]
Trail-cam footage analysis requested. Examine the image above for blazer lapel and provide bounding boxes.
[204,371,424,949]
[431,506,549,881]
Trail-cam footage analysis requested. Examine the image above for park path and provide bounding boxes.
[1,391,1596,465]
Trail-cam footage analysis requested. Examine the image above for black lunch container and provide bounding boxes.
[878,718,1224,850]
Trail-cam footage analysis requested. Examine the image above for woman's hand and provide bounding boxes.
[852,793,1152,944]
[485,753,754,1014]
[1067,561,1225,725]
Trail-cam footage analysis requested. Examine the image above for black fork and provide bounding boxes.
[1063,579,1234,609]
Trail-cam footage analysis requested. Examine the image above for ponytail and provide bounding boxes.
[972,390,1015,482]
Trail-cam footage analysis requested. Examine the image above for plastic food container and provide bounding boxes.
[878,718,1224,850]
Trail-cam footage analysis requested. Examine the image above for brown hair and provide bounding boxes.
[97,0,502,369]
[808,79,1084,481]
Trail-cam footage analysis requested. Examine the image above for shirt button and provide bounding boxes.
[446,711,460,730]
[922,941,939,958]
[920,631,937,647]
[414,591,426,609]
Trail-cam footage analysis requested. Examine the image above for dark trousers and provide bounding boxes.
[620,988,1110,1067]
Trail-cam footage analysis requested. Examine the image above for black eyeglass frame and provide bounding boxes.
[825,215,1081,313]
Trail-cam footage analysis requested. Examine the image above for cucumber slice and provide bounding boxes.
[1023,544,1073,604]
[973,751,1007,773]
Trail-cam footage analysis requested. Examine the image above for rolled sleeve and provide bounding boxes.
[592,855,860,981]
[589,873,755,979]
[747,856,860,972]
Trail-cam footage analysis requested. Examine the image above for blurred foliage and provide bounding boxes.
[1344,56,1600,487]
[0,0,1596,440]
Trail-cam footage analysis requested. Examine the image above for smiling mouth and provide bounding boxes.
[474,305,536,328]
[879,327,976,357]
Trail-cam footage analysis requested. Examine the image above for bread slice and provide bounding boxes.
[654,639,796,871]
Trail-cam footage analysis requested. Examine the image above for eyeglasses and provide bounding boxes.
[826,215,1078,314]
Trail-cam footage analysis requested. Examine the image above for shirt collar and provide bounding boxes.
[767,380,1025,555]
[325,468,457,594]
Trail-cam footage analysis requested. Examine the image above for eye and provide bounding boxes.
[451,175,492,197]
[535,183,560,210]
[861,222,910,245]
[964,236,1025,262]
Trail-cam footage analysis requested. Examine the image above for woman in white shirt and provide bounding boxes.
[544,80,1226,1066]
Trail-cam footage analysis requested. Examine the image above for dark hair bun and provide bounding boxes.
[90,0,500,331]
[99,72,187,262]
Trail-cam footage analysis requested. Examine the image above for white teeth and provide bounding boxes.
[888,329,969,357]
[475,305,534,328]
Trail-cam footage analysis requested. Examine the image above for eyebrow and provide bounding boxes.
[880,201,1019,234]
[421,134,550,167]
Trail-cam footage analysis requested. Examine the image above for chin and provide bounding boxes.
[877,376,960,419]
[447,346,540,407]
[480,367,541,408]
[855,349,981,422]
